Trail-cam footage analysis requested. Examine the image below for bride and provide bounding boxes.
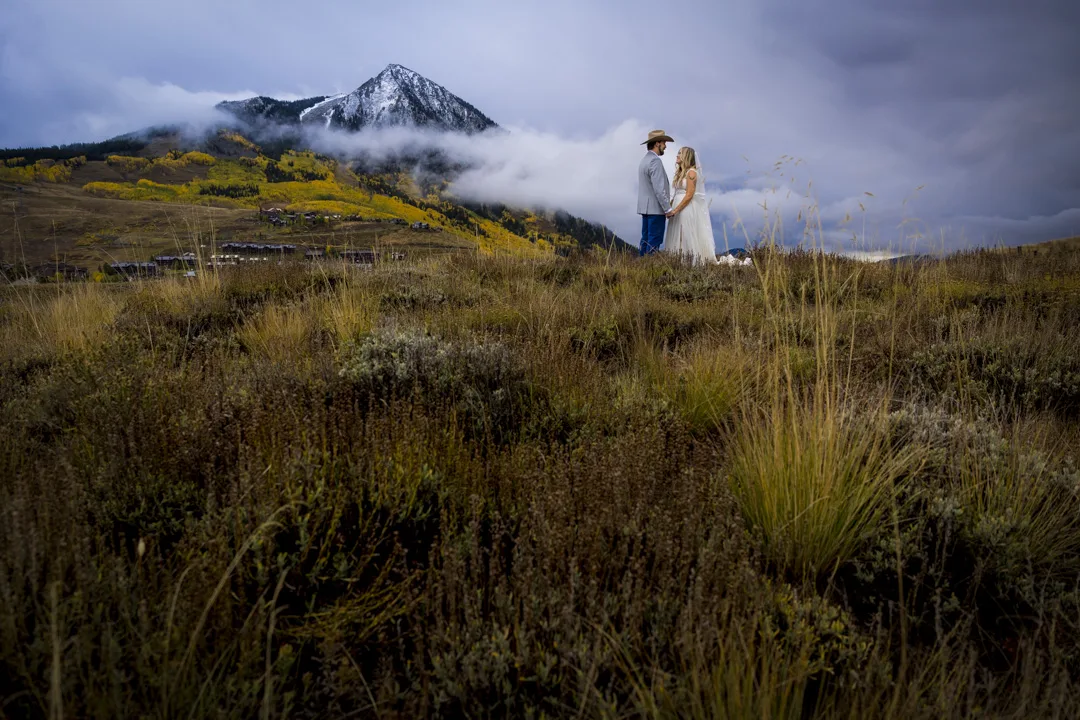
[663,147,718,265]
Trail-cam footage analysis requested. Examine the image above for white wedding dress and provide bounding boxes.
[663,163,718,265]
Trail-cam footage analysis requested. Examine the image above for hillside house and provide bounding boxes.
[207,254,239,267]
[220,242,296,255]
[105,262,159,279]
[33,262,88,281]
[340,249,380,265]
[152,253,197,269]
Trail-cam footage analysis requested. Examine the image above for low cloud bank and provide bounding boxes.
[305,123,1001,254]
[305,122,869,250]
[5,69,1073,252]
[306,121,649,242]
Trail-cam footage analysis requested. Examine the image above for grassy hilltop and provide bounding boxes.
[2,237,1080,718]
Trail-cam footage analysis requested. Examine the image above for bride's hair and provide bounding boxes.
[673,147,697,186]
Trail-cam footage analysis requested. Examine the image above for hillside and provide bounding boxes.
[1002,235,1080,254]
[0,130,627,274]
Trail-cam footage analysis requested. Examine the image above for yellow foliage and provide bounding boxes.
[219,131,259,152]
[274,150,335,180]
[84,180,191,203]
[79,166,543,256]
[152,156,187,171]
[0,160,74,183]
[182,151,216,166]
[283,200,363,215]
[207,159,265,184]
[107,155,151,172]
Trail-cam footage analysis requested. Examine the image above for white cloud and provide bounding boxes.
[306,121,651,241]
[43,77,253,142]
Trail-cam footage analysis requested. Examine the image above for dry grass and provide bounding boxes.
[2,242,1080,718]
[317,283,378,348]
[728,393,920,580]
[237,302,314,364]
[1,282,123,359]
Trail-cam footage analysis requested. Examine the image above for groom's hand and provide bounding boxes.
[665,208,677,218]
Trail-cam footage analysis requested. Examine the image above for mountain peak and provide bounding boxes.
[380,63,417,77]
[217,65,497,134]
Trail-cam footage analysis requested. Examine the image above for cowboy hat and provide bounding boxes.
[641,129,674,145]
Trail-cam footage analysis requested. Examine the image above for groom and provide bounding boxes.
[637,129,674,256]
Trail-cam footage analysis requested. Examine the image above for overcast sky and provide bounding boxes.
[1,0,1077,251]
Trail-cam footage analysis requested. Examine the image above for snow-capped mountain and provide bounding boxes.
[217,64,497,134]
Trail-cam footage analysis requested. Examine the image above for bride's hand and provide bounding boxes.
[665,208,678,218]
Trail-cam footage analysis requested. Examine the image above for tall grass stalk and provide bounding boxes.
[730,200,920,581]
[237,303,313,364]
[625,617,815,720]
[729,395,918,580]
[4,282,122,359]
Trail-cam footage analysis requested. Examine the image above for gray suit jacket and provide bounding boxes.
[637,151,671,215]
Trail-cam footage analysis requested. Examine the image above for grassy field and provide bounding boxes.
[0,179,474,270]
[2,239,1080,718]
[0,145,594,273]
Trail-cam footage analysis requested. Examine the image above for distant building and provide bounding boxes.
[33,262,88,281]
[105,262,159,279]
[340,249,380,265]
[411,221,430,231]
[207,254,239,267]
[220,242,296,254]
[152,253,197,269]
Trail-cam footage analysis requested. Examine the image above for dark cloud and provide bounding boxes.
[0,0,1077,249]
[758,0,1080,238]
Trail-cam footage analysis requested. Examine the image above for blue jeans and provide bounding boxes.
[640,214,666,256]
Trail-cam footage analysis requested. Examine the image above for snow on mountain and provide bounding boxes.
[298,94,346,125]
[217,64,497,134]
[216,95,330,126]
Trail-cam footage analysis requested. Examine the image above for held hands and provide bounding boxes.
[665,207,680,218]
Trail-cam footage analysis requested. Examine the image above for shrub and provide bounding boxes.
[654,264,732,302]
[338,329,539,444]
[888,405,1080,581]
[908,339,1080,416]
[643,342,748,434]
[379,285,448,311]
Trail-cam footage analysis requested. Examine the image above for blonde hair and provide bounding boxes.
[673,147,697,186]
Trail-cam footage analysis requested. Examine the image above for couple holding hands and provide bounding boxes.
[636,129,719,265]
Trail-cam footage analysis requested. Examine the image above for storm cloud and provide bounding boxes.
[1,0,1077,251]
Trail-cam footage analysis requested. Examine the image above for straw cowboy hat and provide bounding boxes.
[641,129,674,145]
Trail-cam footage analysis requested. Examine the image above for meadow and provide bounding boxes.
[1,236,1079,718]
[0,145,583,273]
